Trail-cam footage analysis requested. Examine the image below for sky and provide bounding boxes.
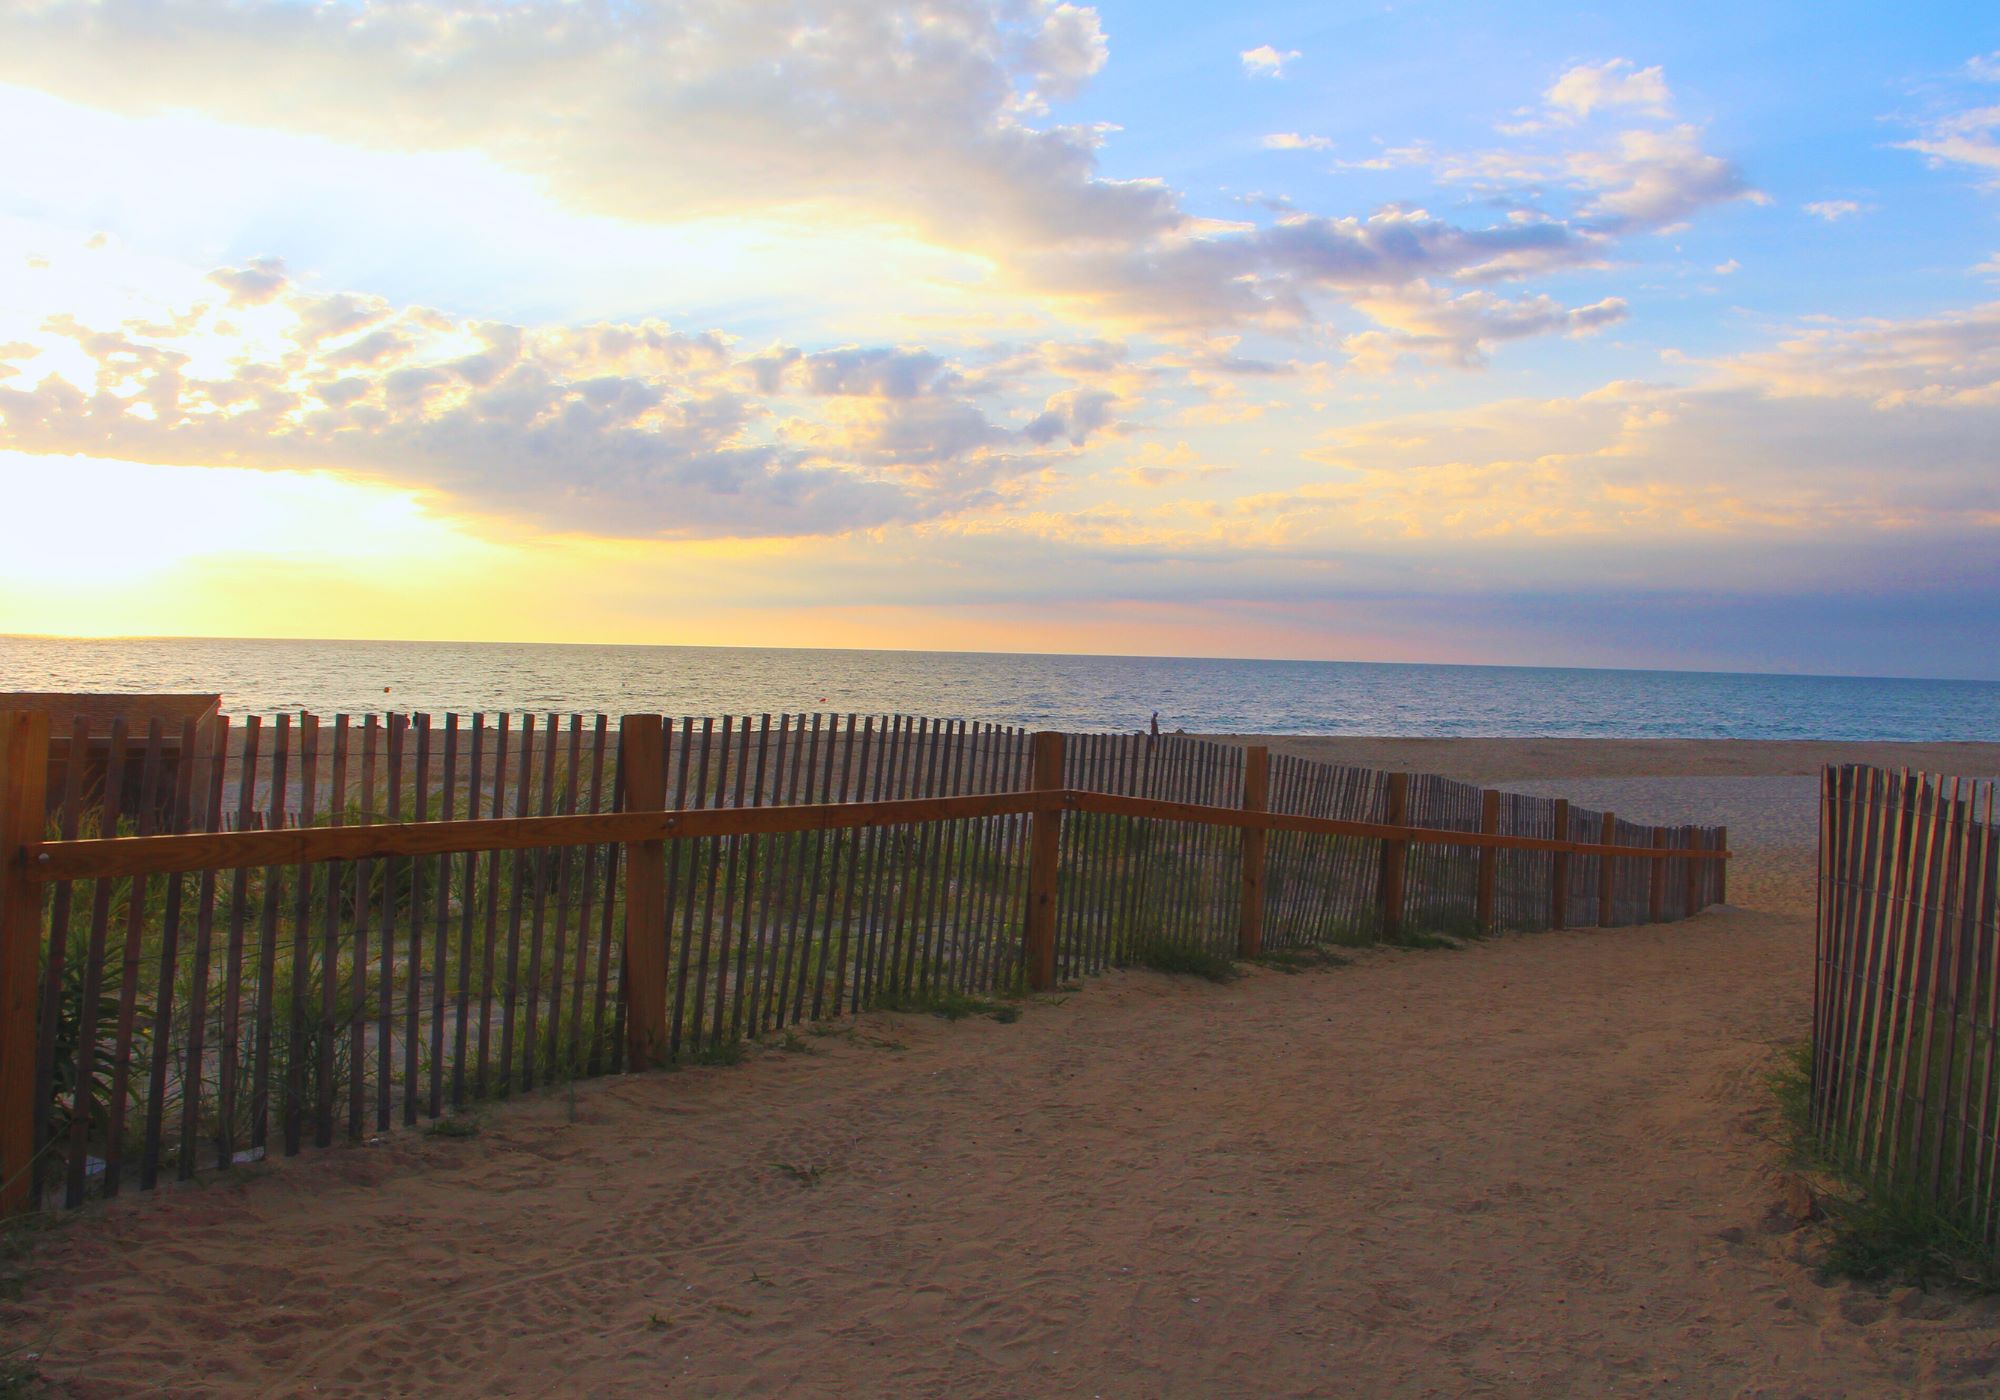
[0,0,1997,678]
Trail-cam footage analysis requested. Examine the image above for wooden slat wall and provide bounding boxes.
[1814,764,2000,1239]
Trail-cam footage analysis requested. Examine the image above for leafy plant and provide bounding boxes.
[44,957,123,1152]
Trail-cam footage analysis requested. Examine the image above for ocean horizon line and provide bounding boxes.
[4,632,1995,691]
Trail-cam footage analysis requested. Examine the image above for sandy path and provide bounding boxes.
[9,743,2000,1397]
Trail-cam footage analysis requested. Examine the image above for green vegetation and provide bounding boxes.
[686,1039,746,1068]
[877,986,1019,1021]
[1770,1043,2000,1294]
[1126,936,1238,982]
[1251,946,1353,974]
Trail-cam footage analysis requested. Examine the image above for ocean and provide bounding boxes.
[2,636,1996,741]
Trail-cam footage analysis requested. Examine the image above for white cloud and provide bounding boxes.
[1384,73,1760,238]
[1901,57,2000,184]
[1341,284,1628,372]
[1544,59,1673,121]
[1805,200,1864,222]
[0,3,1729,341]
[0,249,1139,539]
[0,7,1770,387]
[0,2,1167,281]
[1022,3,1109,102]
[1714,259,1740,274]
[1115,442,1231,488]
[1262,133,1333,151]
[1709,301,2000,407]
[1240,45,1300,78]
[1903,103,2000,182]
[1567,125,1764,230]
[1287,303,2000,549]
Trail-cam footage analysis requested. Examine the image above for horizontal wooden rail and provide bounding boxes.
[18,787,1728,883]
[1065,791,1730,861]
[22,791,1054,881]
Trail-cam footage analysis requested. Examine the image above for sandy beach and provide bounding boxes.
[7,737,2000,1397]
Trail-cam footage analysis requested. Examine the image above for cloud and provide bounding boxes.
[0,254,1140,539]
[1901,56,2000,184]
[1805,200,1864,222]
[1276,379,2000,554]
[1240,46,1299,78]
[1385,75,1761,236]
[1566,125,1765,230]
[1262,133,1333,151]
[1341,285,1628,372]
[1713,259,1740,275]
[1022,386,1122,445]
[1115,442,1232,488]
[1544,59,1673,121]
[1706,301,2000,406]
[0,2,1172,284]
[1009,199,1621,336]
[1902,103,2000,182]
[206,256,289,306]
[0,8,1758,353]
[957,300,2000,591]
[1021,3,1109,102]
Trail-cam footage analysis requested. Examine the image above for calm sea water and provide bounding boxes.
[2,637,1997,741]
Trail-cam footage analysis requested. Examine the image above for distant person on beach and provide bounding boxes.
[1148,711,1160,750]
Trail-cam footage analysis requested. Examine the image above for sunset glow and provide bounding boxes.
[3,3,1997,676]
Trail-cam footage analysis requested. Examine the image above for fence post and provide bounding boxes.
[1683,826,1701,918]
[1025,731,1065,992]
[1597,811,1618,926]
[1379,772,1408,939]
[1715,825,1728,906]
[1476,788,1499,932]
[1238,746,1270,959]
[1550,799,1570,931]
[618,715,669,1070]
[1648,827,1666,922]
[0,711,49,1217]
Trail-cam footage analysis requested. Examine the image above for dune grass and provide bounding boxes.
[877,986,1021,1022]
[1125,936,1239,982]
[1770,1042,2000,1294]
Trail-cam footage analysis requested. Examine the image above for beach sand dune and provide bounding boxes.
[6,740,1999,1397]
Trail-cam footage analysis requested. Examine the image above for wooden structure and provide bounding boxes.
[0,692,221,828]
[1814,764,2000,1238]
[0,706,1728,1215]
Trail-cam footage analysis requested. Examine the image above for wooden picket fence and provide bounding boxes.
[0,709,1729,1215]
[1813,765,2000,1234]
